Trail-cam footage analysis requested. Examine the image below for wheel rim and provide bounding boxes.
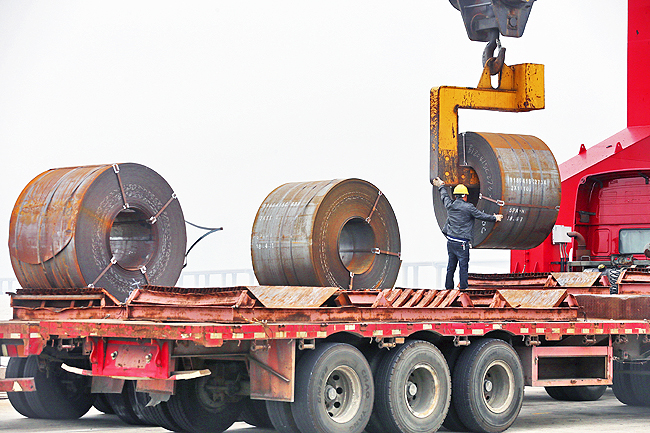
[323,365,362,423]
[196,375,227,411]
[404,363,441,418]
[482,360,515,414]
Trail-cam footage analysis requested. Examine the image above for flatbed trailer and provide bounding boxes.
[1,283,649,433]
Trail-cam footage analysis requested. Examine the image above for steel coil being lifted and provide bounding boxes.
[433,132,561,249]
[252,178,401,289]
[9,163,186,300]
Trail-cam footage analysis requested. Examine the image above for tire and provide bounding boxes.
[291,342,373,433]
[105,382,146,425]
[613,360,643,406]
[545,385,606,401]
[628,361,650,406]
[148,401,184,432]
[266,400,302,433]
[6,357,40,418]
[544,386,570,401]
[240,397,273,428]
[166,373,243,433]
[442,346,470,432]
[372,340,450,433]
[364,347,389,433]
[92,393,115,414]
[22,356,94,420]
[125,381,159,425]
[453,338,524,433]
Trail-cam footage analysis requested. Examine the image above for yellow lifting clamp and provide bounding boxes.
[430,62,545,185]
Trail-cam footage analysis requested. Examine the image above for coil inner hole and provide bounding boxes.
[338,217,375,274]
[110,208,155,270]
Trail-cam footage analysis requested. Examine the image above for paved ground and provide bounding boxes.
[0,387,649,432]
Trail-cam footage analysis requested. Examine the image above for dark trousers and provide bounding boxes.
[445,240,470,290]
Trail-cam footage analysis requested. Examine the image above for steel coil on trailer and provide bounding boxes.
[433,132,560,249]
[9,163,186,300]
[252,178,401,289]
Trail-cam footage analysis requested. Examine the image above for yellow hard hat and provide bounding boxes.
[453,184,469,195]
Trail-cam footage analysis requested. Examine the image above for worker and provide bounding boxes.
[432,177,503,290]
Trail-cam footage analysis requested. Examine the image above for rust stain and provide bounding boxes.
[248,286,340,308]
[496,289,567,309]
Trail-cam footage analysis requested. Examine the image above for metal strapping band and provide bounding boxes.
[140,266,150,284]
[112,164,130,209]
[88,256,117,288]
[365,191,383,223]
[478,193,505,207]
[372,248,401,259]
[149,193,178,224]
[479,193,559,211]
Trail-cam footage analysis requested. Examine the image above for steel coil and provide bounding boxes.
[433,132,560,249]
[9,163,186,300]
[252,179,401,289]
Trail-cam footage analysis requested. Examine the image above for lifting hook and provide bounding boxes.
[482,29,506,75]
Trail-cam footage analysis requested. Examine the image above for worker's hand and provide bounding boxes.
[494,214,503,222]
[432,177,444,187]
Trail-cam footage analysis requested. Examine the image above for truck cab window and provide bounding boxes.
[619,229,650,254]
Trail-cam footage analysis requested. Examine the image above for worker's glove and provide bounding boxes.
[494,214,503,222]
[432,177,444,187]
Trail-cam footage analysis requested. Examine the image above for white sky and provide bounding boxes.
[0,1,627,280]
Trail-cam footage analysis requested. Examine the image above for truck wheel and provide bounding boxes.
[167,374,243,433]
[291,342,373,433]
[372,340,450,433]
[442,346,470,432]
[126,381,160,425]
[612,360,642,406]
[92,394,115,414]
[6,357,40,418]
[266,400,302,433]
[544,386,569,400]
[148,401,183,432]
[453,338,524,433]
[628,361,650,406]
[363,346,388,433]
[22,356,94,420]
[105,382,147,425]
[545,385,606,401]
[240,397,273,428]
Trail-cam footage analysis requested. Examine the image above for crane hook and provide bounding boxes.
[482,29,506,75]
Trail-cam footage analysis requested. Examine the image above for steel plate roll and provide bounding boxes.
[9,163,186,300]
[433,132,561,249]
[252,179,401,289]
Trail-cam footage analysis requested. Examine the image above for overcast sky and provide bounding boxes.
[0,1,627,283]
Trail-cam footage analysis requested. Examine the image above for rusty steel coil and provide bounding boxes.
[433,132,561,249]
[9,163,186,300]
[252,179,401,289]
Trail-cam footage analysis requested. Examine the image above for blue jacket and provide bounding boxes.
[438,186,496,244]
